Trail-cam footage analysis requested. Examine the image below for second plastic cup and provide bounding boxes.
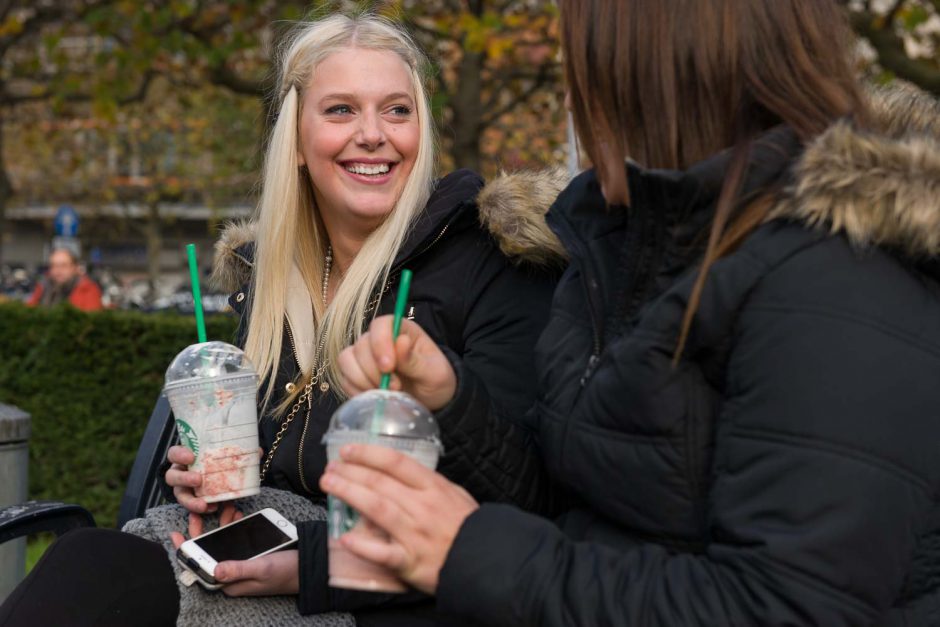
[323,389,443,592]
[164,341,262,503]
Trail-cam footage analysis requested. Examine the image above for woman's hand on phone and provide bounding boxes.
[169,502,244,550]
[211,549,300,596]
[164,445,216,514]
[338,316,457,411]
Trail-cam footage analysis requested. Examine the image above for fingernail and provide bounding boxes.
[340,445,356,458]
[321,474,335,489]
[380,356,392,369]
[215,567,226,580]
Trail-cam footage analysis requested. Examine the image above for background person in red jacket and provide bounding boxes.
[27,247,102,312]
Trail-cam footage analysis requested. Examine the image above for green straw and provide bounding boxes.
[186,244,207,344]
[379,269,413,390]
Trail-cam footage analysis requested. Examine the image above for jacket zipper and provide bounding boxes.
[390,222,451,275]
[296,328,329,494]
[283,313,302,369]
[546,211,604,387]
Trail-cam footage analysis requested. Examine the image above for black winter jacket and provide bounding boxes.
[211,168,565,616]
[434,88,940,626]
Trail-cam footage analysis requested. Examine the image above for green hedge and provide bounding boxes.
[0,303,239,526]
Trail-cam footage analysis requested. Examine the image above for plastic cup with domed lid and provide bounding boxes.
[164,341,261,503]
[322,389,443,592]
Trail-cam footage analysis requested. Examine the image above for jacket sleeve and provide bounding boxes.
[432,249,563,513]
[437,284,940,626]
[26,284,42,306]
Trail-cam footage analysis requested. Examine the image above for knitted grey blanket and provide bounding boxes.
[122,487,355,627]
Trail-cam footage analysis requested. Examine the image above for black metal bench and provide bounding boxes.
[0,393,177,544]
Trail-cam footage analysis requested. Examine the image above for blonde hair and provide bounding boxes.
[245,12,436,411]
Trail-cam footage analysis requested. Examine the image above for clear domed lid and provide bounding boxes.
[324,390,441,446]
[164,341,257,387]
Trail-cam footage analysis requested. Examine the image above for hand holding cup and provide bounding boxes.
[165,445,214,514]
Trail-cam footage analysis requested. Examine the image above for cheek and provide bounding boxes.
[300,121,347,165]
[392,124,420,169]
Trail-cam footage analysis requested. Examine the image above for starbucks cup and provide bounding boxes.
[164,341,261,503]
[323,389,443,592]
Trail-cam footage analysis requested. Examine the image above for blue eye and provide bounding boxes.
[390,105,412,116]
[325,105,352,115]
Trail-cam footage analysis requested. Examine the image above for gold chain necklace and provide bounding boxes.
[258,267,394,488]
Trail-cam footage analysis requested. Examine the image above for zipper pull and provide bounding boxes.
[580,353,601,387]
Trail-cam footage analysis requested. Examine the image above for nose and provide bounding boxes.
[356,110,385,150]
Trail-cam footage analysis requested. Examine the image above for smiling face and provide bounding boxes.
[298,47,420,236]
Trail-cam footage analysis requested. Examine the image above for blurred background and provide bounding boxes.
[0,0,936,308]
[0,0,936,572]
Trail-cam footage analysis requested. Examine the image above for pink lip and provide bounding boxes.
[339,158,396,166]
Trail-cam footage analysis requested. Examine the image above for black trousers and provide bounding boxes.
[0,528,179,627]
[0,528,477,627]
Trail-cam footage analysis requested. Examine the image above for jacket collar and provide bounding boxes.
[210,167,570,294]
[548,85,940,280]
[771,83,940,277]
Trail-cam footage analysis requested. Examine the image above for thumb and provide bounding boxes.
[170,531,186,550]
[394,333,420,374]
[215,559,256,583]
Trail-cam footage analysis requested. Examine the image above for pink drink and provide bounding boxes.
[327,539,407,592]
[165,342,261,503]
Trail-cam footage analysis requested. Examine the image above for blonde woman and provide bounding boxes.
[0,12,561,627]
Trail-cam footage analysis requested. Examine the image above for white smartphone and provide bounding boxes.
[176,507,298,590]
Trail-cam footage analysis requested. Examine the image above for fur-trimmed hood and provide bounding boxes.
[210,168,568,293]
[773,83,940,260]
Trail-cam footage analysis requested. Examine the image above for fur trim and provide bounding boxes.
[477,166,570,266]
[210,220,255,292]
[774,84,940,258]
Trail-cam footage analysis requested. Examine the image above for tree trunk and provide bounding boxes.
[144,200,162,306]
[0,114,12,266]
[450,48,484,172]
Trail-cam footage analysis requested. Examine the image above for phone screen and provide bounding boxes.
[193,514,292,562]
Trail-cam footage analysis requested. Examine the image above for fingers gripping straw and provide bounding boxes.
[324,269,443,592]
[163,245,262,503]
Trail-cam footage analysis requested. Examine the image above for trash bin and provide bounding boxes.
[0,403,30,601]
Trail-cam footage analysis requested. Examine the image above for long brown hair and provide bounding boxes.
[559,0,868,360]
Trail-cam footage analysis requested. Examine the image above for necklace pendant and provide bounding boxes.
[320,381,330,392]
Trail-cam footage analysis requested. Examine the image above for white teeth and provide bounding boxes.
[345,163,390,175]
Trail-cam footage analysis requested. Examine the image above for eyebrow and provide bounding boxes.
[318,92,415,105]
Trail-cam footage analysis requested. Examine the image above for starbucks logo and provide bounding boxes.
[175,419,199,462]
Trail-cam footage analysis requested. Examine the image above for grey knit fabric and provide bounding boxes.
[122,487,354,627]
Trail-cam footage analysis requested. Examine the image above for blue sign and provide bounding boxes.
[54,205,79,237]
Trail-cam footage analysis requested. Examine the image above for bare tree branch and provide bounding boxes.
[0,0,17,25]
[208,63,268,97]
[849,9,940,96]
[4,68,158,105]
[482,63,559,110]
[480,63,554,128]
[884,0,907,24]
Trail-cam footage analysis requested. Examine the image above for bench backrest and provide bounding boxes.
[116,394,178,528]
